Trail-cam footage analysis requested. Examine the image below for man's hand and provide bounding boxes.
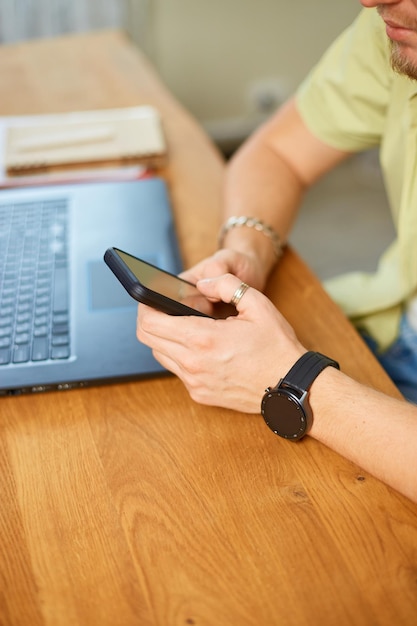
[137,273,305,412]
[180,249,271,293]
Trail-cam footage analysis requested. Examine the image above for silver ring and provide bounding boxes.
[230,282,250,307]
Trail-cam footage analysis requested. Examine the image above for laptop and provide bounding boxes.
[0,176,182,396]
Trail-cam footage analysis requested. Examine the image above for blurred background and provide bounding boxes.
[0,0,361,149]
[0,0,395,280]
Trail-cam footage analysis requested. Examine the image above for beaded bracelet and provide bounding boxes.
[218,216,284,259]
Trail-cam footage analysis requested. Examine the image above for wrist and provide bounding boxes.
[261,351,340,441]
[219,215,285,276]
[308,365,344,440]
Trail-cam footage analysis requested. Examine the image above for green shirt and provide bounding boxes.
[296,8,417,351]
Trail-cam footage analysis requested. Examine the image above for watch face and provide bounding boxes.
[261,389,309,440]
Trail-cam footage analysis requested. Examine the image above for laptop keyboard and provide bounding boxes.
[0,198,71,366]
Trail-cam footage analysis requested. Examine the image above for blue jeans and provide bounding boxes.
[363,314,417,404]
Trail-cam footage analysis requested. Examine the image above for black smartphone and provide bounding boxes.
[104,247,219,317]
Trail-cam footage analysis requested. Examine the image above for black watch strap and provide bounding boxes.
[280,351,340,392]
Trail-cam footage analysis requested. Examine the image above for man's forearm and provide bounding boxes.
[310,367,417,503]
[221,98,350,278]
[223,134,305,276]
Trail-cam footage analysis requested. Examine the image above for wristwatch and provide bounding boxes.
[261,351,339,441]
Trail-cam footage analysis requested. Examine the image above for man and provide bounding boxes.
[137,0,417,503]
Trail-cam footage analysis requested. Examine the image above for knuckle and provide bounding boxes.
[139,314,157,335]
[182,353,202,376]
[188,385,210,405]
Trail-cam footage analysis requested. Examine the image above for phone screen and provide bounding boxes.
[116,249,202,304]
[107,248,236,318]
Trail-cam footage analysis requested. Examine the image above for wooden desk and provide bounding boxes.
[0,31,416,626]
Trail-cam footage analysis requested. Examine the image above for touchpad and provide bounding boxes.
[89,260,134,310]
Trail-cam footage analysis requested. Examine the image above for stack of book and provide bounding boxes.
[0,105,167,188]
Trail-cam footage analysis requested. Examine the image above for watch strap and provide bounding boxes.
[279,351,339,393]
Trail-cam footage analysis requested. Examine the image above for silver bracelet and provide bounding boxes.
[218,216,284,259]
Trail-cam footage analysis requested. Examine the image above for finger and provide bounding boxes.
[138,320,189,366]
[137,302,213,350]
[137,303,171,345]
[179,255,228,284]
[197,274,258,313]
[179,249,249,284]
[151,348,183,378]
[152,349,220,408]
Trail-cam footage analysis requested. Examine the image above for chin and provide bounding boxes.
[390,41,417,80]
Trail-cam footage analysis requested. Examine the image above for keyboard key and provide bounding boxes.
[0,316,13,328]
[17,302,32,314]
[53,313,68,325]
[51,345,70,360]
[15,333,30,345]
[34,326,48,337]
[0,305,14,316]
[0,348,11,365]
[16,312,31,323]
[34,315,48,326]
[35,289,50,300]
[34,305,49,316]
[53,267,69,312]
[17,295,34,307]
[52,323,69,335]
[35,295,50,307]
[15,322,31,334]
[52,335,69,346]
[13,345,30,363]
[32,337,49,361]
[1,287,15,299]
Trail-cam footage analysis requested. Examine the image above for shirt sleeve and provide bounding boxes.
[296,9,392,152]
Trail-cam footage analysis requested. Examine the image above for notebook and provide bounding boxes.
[0,176,182,396]
[4,106,167,174]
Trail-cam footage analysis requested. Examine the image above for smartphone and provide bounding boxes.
[104,247,217,317]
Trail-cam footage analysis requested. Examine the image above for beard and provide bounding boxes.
[377,7,417,80]
[390,40,417,80]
